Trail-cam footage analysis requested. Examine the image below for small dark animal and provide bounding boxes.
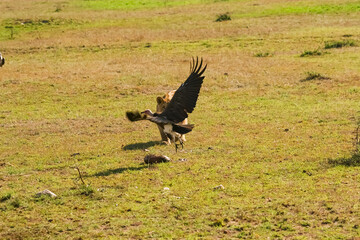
[126,57,207,151]
[0,52,4,67]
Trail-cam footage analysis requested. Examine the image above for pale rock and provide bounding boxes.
[36,189,57,198]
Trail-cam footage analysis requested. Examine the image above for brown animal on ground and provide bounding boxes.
[156,90,188,145]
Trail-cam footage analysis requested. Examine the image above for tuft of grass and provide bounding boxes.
[324,40,357,49]
[55,4,63,12]
[300,49,324,57]
[215,13,231,22]
[300,221,311,227]
[210,219,226,227]
[0,193,12,202]
[79,185,95,196]
[254,52,271,57]
[10,199,20,208]
[301,71,330,82]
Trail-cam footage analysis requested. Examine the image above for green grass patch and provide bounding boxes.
[301,72,330,82]
[210,219,226,227]
[273,2,360,15]
[78,185,95,196]
[300,49,324,57]
[328,124,360,166]
[74,0,234,10]
[10,198,20,208]
[236,1,360,17]
[324,40,357,49]
[0,18,87,40]
[215,13,231,22]
[0,193,12,202]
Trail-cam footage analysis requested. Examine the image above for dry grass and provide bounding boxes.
[1,0,360,239]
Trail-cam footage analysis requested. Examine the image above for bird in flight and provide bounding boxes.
[0,52,4,67]
[126,57,207,151]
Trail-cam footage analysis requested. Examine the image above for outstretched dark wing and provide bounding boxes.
[159,57,207,123]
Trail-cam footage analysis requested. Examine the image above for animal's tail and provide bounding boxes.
[126,111,146,122]
[173,124,194,134]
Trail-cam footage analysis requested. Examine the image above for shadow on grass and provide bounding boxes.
[93,166,147,177]
[123,141,163,150]
[328,153,360,167]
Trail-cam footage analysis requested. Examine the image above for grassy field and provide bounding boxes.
[1,0,360,238]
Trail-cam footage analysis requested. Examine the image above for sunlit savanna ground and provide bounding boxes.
[0,0,360,239]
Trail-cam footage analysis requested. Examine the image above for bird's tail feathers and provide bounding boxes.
[126,111,146,122]
[173,124,194,134]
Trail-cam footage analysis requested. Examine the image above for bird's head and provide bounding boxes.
[141,109,154,117]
